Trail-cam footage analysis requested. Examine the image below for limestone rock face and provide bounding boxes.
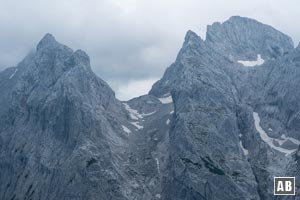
[0,34,129,200]
[149,16,300,200]
[1,16,300,200]
[206,16,294,60]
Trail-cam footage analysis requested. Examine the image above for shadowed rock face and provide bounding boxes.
[0,16,300,200]
[206,16,294,60]
[150,16,299,200]
[0,34,129,200]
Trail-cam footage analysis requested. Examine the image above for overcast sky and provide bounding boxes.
[0,0,300,100]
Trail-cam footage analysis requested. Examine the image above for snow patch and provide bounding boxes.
[130,121,143,130]
[253,112,299,156]
[239,140,249,155]
[170,110,174,114]
[141,111,156,117]
[166,119,170,125]
[122,125,131,135]
[123,103,143,120]
[155,157,160,173]
[238,54,264,67]
[9,68,18,79]
[158,94,173,104]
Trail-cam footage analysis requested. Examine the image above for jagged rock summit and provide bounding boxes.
[206,16,294,59]
[37,33,58,50]
[1,16,300,200]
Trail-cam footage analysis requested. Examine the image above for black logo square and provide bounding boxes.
[274,177,295,195]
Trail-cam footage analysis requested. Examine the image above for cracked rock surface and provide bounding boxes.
[1,16,300,199]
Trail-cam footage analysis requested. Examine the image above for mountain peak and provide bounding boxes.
[36,33,60,51]
[205,16,294,59]
[42,33,55,40]
[70,49,91,70]
[182,30,205,48]
[185,30,200,41]
[297,42,300,50]
[228,15,255,22]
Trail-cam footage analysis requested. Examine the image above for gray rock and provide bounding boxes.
[1,16,300,200]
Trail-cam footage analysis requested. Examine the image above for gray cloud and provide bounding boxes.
[0,0,300,100]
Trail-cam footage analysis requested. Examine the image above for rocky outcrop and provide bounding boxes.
[149,15,299,200]
[0,34,131,200]
[1,16,300,200]
[206,16,294,60]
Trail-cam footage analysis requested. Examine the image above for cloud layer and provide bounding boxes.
[0,0,299,100]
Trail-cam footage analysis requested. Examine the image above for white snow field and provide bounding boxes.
[158,94,173,104]
[123,103,143,120]
[238,54,264,67]
[9,68,18,79]
[239,140,249,155]
[253,112,300,156]
[122,125,131,134]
